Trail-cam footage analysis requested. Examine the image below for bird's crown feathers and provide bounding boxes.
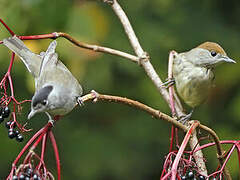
[197,42,226,56]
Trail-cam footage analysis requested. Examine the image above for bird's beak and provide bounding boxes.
[222,56,236,64]
[28,109,37,119]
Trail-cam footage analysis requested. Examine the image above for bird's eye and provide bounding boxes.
[211,51,217,57]
[41,100,47,105]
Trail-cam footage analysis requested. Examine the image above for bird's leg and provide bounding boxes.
[161,78,175,88]
[178,109,194,124]
[45,112,55,126]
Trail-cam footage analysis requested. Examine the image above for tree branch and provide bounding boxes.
[108,0,185,117]
[82,90,231,179]
[80,91,188,131]
[15,32,139,63]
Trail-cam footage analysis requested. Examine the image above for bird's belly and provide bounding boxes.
[45,85,78,116]
[47,100,76,116]
[48,107,72,116]
[174,68,214,108]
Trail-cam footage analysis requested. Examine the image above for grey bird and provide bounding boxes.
[3,36,83,120]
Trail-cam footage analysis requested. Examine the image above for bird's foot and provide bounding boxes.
[45,112,55,126]
[178,110,194,124]
[77,96,84,106]
[161,78,175,88]
[48,119,55,127]
[77,90,99,106]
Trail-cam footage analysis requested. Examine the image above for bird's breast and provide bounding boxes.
[173,57,214,108]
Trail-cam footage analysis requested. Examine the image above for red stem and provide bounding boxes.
[171,122,199,179]
[220,144,235,171]
[12,122,52,166]
[0,18,15,36]
[161,171,171,180]
[36,132,48,170]
[194,140,240,152]
[18,33,57,40]
[49,131,61,180]
[236,143,240,178]
[169,126,175,152]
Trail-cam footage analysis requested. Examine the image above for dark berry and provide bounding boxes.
[15,130,19,136]
[5,121,11,129]
[181,175,187,180]
[0,115,4,123]
[25,168,33,177]
[16,134,24,142]
[8,129,16,139]
[187,171,194,179]
[12,175,18,180]
[19,174,25,180]
[199,175,206,180]
[33,174,39,180]
[2,106,10,118]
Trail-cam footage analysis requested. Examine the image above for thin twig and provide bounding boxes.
[15,32,139,63]
[199,124,232,179]
[81,91,188,131]
[108,0,185,118]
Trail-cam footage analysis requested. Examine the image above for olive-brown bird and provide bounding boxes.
[172,42,236,111]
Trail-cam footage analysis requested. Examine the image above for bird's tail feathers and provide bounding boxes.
[3,36,41,77]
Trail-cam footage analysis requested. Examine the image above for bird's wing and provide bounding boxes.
[37,40,83,96]
[38,40,59,76]
[3,36,42,78]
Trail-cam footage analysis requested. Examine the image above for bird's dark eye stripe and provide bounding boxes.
[211,51,217,57]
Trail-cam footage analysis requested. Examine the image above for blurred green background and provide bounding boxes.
[0,0,240,179]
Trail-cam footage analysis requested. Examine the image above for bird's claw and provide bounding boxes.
[48,119,55,126]
[178,110,194,124]
[161,78,175,88]
[77,97,84,106]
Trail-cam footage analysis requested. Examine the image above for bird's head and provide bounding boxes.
[184,42,236,68]
[28,85,53,119]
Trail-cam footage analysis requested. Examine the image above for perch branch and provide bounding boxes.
[80,91,187,131]
[108,0,185,117]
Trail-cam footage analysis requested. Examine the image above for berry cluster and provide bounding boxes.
[181,171,206,180]
[0,106,24,142]
[12,167,41,180]
[0,106,10,122]
[6,121,24,142]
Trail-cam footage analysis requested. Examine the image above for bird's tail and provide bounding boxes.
[3,36,41,78]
